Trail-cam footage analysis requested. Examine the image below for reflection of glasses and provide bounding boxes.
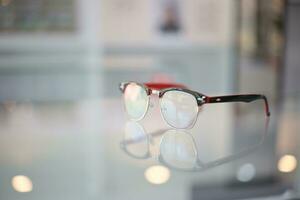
[158,125,269,172]
[120,121,166,159]
[120,119,269,172]
[119,82,270,129]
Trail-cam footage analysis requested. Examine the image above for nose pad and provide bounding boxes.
[149,100,154,108]
[149,102,154,108]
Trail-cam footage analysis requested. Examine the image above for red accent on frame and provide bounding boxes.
[144,82,187,90]
[264,97,271,117]
[205,96,211,103]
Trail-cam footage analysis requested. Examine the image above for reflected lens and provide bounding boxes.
[123,121,149,158]
[160,130,197,170]
[160,90,198,128]
[124,83,149,120]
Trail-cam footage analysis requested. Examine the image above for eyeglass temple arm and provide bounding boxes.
[204,94,270,117]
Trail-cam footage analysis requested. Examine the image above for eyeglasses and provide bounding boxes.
[119,81,270,129]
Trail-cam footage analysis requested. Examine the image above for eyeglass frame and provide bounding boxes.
[119,81,270,129]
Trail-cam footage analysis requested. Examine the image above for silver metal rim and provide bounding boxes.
[158,90,200,129]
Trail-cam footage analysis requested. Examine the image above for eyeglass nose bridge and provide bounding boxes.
[151,89,160,95]
[148,89,160,109]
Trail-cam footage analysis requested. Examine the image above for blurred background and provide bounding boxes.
[0,0,300,199]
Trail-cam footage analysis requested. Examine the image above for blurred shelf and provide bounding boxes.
[0,34,86,52]
[0,31,231,51]
[103,43,229,56]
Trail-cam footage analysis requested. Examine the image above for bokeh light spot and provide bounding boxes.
[11,175,33,193]
[278,154,297,173]
[144,165,170,185]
